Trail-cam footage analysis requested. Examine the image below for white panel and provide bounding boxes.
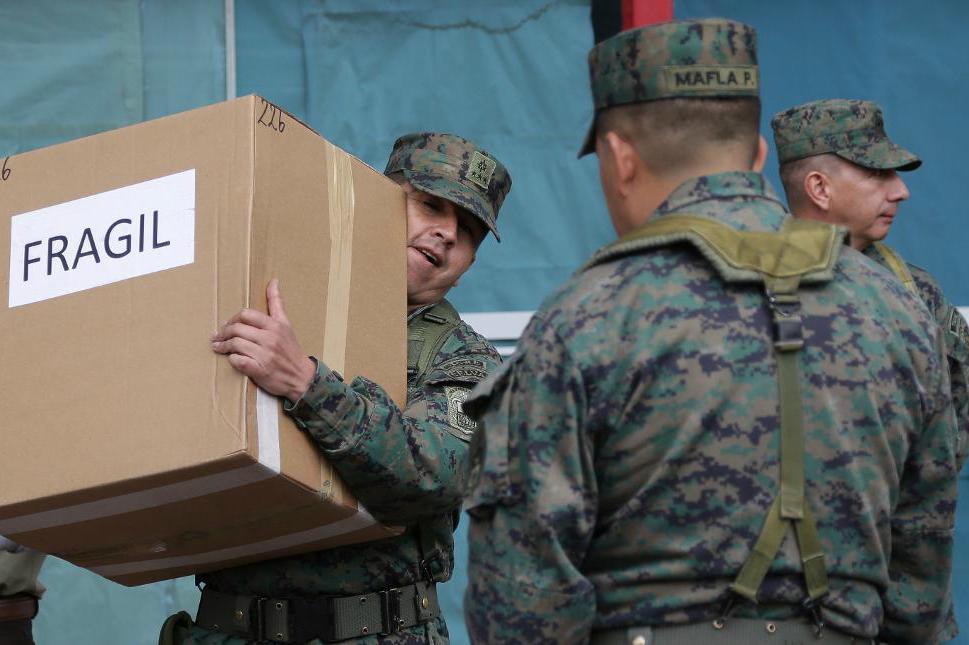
[256,387,281,473]
[461,310,533,341]
[8,170,196,307]
[224,0,236,99]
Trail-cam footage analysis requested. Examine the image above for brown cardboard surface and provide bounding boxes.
[0,95,405,585]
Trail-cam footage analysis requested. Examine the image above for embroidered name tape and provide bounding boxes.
[659,65,758,94]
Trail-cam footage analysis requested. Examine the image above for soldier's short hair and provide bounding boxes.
[778,153,868,211]
[596,96,761,177]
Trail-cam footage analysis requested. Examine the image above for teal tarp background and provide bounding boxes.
[0,1,966,643]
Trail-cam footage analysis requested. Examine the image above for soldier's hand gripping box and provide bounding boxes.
[0,95,406,586]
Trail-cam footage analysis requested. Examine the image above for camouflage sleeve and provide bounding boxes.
[282,335,500,526]
[463,315,598,644]
[880,331,958,643]
[942,306,969,470]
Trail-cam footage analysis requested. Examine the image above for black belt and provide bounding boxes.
[0,595,38,623]
[591,618,874,645]
[0,617,35,645]
[196,582,440,643]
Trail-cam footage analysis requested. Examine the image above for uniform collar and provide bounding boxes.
[655,171,786,216]
[407,302,437,322]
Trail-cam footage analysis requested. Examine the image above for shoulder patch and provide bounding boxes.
[444,386,477,437]
[429,356,492,384]
[947,308,969,348]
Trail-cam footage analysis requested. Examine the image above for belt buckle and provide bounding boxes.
[378,587,402,634]
[253,597,268,640]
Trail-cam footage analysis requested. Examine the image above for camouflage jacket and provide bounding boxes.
[864,243,969,469]
[196,300,500,644]
[463,172,957,644]
[0,548,45,598]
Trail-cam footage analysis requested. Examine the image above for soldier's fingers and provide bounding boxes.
[267,279,291,325]
[233,308,273,329]
[212,322,266,344]
[212,336,262,360]
[226,353,262,378]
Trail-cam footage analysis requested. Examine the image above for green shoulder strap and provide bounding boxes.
[407,299,462,385]
[584,214,843,285]
[587,215,845,626]
[406,299,463,582]
[872,241,918,296]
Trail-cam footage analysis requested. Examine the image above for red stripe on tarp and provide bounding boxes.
[622,0,673,29]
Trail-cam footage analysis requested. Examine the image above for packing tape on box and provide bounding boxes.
[0,390,297,535]
[322,141,354,376]
[88,505,378,578]
[0,463,279,535]
[256,386,281,473]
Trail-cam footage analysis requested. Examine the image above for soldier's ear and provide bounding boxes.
[752,136,768,172]
[602,131,640,197]
[803,170,832,212]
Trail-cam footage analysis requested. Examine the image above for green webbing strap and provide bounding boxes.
[872,242,918,296]
[407,299,461,384]
[729,281,828,605]
[582,214,839,612]
[406,300,462,582]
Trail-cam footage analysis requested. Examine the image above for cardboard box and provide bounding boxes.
[0,95,406,586]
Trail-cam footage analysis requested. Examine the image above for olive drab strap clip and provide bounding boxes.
[580,214,844,637]
[726,276,829,636]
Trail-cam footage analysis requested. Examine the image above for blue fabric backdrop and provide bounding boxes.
[0,1,966,643]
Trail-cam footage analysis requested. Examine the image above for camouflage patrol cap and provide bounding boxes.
[771,99,921,170]
[384,132,512,242]
[579,18,759,157]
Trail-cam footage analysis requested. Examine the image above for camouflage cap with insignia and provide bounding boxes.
[579,18,759,157]
[771,99,921,170]
[384,132,512,241]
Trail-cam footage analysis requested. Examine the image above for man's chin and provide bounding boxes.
[407,289,447,310]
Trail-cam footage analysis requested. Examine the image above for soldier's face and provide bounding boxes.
[402,181,486,311]
[827,160,910,250]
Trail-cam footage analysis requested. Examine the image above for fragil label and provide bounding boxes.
[8,169,196,308]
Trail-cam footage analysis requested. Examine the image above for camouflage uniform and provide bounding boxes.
[864,245,969,467]
[172,134,512,645]
[772,99,969,470]
[0,541,44,645]
[464,19,957,645]
[772,98,969,642]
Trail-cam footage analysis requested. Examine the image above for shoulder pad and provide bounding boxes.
[583,214,845,286]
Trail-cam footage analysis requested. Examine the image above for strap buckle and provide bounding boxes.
[419,547,444,581]
[252,596,291,642]
[379,588,402,635]
[766,290,804,352]
[713,592,740,630]
[802,595,826,639]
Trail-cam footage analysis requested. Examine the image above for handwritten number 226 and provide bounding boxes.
[257,100,285,133]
